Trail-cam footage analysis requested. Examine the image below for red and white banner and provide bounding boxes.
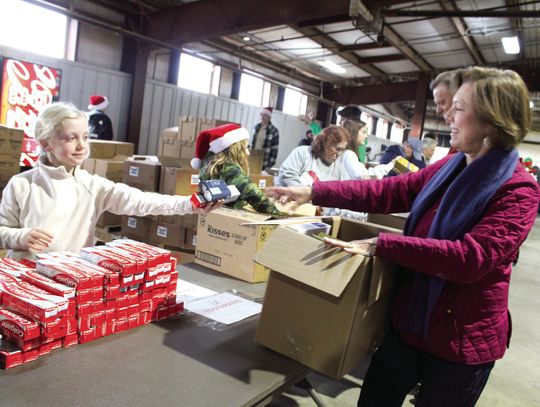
[0,58,62,166]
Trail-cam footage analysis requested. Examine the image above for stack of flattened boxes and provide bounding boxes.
[0,125,24,195]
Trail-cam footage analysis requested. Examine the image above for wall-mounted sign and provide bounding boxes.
[0,58,62,166]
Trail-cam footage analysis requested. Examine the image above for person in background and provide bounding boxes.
[421,136,438,164]
[265,66,539,406]
[337,104,369,163]
[192,123,280,216]
[277,125,391,185]
[250,106,279,173]
[298,129,315,146]
[87,95,114,140]
[0,102,219,259]
[431,70,458,155]
[380,138,426,169]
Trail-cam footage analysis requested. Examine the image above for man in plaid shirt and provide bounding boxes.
[251,107,280,172]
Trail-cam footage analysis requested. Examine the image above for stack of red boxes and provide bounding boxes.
[0,240,182,369]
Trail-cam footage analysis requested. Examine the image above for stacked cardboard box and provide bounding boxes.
[0,240,181,369]
[88,140,134,159]
[0,125,23,192]
[122,156,161,192]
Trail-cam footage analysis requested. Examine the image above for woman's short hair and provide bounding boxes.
[35,102,87,143]
[311,125,349,159]
[453,66,531,149]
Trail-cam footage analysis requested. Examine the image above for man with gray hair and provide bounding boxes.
[421,135,438,163]
[430,71,455,117]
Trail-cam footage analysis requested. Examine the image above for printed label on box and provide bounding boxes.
[129,166,140,177]
[190,174,200,186]
[258,180,267,189]
[127,217,137,228]
[157,226,168,238]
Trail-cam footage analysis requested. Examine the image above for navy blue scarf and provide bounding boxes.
[402,148,519,336]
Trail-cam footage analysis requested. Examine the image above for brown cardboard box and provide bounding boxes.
[250,174,273,189]
[249,149,264,174]
[95,159,124,182]
[89,140,134,159]
[97,212,122,228]
[160,166,200,196]
[184,228,197,251]
[0,126,23,156]
[254,219,398,379]
[178,117,198,143]
[81,158,96,173]
[121,216,152,242]
[122,158,161,192]
[366,213,408,231]
[149,220,186,247]
[195,208,320,282]
[0,155,21,174]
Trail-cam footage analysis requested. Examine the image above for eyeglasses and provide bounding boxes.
[329,145,346,154]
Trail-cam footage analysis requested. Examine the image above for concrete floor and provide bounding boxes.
[269,215,540,407]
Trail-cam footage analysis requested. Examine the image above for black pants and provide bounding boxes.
[358,330,494,407]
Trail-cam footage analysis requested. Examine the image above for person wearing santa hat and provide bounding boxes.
[192,123,281,215]
[87,95,114,140]
[250,106,280,173]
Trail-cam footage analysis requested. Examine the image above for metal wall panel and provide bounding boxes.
[141,80,309,165]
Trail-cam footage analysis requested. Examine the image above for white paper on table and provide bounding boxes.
[185,292,262,325]
[176,280,217,304]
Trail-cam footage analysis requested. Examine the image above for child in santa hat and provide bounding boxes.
[0,102,220,259]
[192,123,281,215]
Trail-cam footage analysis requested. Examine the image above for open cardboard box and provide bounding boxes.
[254,218,399,379]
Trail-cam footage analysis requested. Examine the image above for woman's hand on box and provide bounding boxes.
[323,236,378,257]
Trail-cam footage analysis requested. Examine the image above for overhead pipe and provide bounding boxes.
[384,9,540,18]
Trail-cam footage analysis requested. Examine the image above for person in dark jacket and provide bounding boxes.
[379,138,426,169]
[265,66,540,407]
[87,95,113,140]
[251,107,279,172]
[192,123,280,216]
[298,129,314,146]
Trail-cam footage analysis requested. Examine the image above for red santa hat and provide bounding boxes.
[88,95,109,110]
[260,106,273,118]
[191,123,250,170]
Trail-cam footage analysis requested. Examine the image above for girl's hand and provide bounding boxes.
[23,229,54,252]
[265,186,313,210]
[323,236,378,257]
[193,199,224,213]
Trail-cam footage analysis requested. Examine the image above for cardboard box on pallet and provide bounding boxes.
[121,216,152,242]
[254,219,398,380]
[160,166,200,196]
[0,125,24,156]
[148,220,186,248]
[89,140,134,159]
[122,157,161,192]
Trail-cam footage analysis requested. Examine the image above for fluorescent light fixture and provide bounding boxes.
[317,59,346,74]
[242,36,251,42]
[530,100,535,109]
[501,36,520,54]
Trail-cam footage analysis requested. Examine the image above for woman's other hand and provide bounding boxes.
[22,228,54,252]
[323,236,378,257]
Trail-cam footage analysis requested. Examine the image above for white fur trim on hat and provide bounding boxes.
[260,108,272,118]
[88,96,109,111]
[191,157,203,170]
[209,127,250,154]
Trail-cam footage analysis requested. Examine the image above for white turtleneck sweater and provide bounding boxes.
[0,156,193,259]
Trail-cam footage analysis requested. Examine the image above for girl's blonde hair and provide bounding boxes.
[206,140,250,177]
[35,102,88,143]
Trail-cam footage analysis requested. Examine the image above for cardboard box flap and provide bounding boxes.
[255,226,369,297]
